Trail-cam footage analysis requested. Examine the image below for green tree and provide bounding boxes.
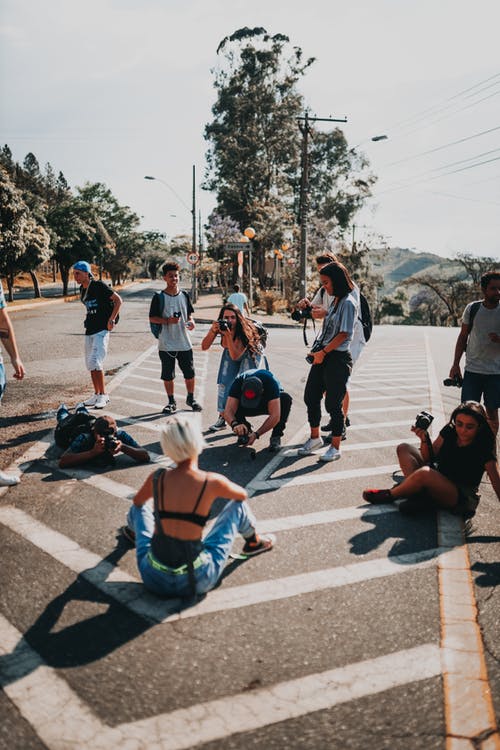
[455,253,498,287]
[46,197,96,295]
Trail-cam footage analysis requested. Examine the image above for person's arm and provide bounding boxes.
[485,459,500,502]
[0,307,25,380]
[59,435,106,469]
[117,441,150,463]
[224,396,245,434]
[310,332,349,365]
[133,473,154,507]
[411,428,443,464]
[449,324,469,379]
[107,291,122,331]
[212,473,248,501]
[201,321,220,350]
[247,398,281,446]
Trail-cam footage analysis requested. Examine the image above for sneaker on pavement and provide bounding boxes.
[268,436,281,452]
[94,394,108,409]
[320,445,341,462]
[297,437,324,455]
[242,533,275,557]
[362,488,395,504]
[0,470,20,487]
[187,397,203,412]
[83,394,99,407]
[209,415,226,432]
[162,401,177,415]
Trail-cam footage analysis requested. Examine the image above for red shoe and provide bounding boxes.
[362,488,394,504]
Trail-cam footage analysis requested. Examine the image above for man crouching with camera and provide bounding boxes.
[59,414,150,469]
[223,369,292,453]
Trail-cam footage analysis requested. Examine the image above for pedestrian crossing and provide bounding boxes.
[0,326,497,748]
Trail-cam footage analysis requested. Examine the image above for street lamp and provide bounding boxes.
[243,227,255,312]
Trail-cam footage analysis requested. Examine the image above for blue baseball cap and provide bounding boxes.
[73,261,93,275]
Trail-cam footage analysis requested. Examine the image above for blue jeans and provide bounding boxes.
[56,403,89,424]
[216,349,262,412]
[127,500,258,597]
[462,371,500,409]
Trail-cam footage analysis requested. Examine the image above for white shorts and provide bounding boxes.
[85,330,110,371]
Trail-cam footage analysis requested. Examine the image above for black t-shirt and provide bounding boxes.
[436,424,495,490]
[228,368,281,416]
[80,280,114,335]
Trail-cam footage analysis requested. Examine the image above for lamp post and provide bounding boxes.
[144,171,198,301]
[243,226,255,312]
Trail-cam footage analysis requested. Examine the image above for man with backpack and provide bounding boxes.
[148,261,202,415]
[73,260,122,410]
[56,406,150,468]
[449,270,500,434]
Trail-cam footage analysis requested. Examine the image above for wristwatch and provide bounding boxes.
[253,431,260,439]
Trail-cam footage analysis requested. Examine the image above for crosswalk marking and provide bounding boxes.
[0,505,444,624]
[0,612,441,750]
[249,464,399,491]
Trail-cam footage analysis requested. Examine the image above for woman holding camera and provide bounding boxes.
[121,415,274,598]
[362,401,500,517]
[298,262,357,462]
[201,303,263,431]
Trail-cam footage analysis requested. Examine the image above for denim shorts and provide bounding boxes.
[462,371,500,409]
[84,330,110,371]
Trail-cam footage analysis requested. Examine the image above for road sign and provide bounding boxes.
[186,252,199,265]
[224,242,251,253]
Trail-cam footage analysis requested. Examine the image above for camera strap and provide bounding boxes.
[302,317,316,347]
[424,433,436,469]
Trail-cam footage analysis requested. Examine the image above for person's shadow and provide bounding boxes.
[348,505,439,560]
[0,535,202,688]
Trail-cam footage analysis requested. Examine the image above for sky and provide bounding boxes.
[1,0,499,260]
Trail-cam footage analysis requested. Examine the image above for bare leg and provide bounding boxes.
[185,377,195,396]
[162,380,174,397]
[342,390,349,419]
[397,442,425,477]
[91,369,105,395]
[390,466,459,508]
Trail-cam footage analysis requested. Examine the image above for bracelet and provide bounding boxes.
[253,431,260,439]
[231,420,240,429]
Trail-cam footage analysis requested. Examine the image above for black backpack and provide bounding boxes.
[55,411,96,449]
[251,319,268,349]
[359,293,373,342]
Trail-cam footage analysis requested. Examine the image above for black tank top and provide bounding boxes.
[150,468,208,567]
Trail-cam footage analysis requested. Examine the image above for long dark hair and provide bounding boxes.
[319,261,354,300]
[218,303,261,356]
[449,401,496,457]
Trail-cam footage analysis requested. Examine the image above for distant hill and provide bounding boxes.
[372,247,463,295]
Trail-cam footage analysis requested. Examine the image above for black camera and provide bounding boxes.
[173,311,181,319]
[414,411,434,430]
[218,319,232,332]
[443,374,463,387]
[291,306,313,322]
[237,433,250,446]
[103,433,119,452]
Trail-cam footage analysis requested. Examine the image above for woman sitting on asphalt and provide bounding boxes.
[201,303,263,432]
[121,415,274,598]
[298,261,357,463]
[362,401,500,517]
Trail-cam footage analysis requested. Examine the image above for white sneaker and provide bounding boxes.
[0,470,20,486]
[297,437,324,456]
[209,415,226,432]
[83,394,99,406]
[94,394,108,409]
[320,445,341,462]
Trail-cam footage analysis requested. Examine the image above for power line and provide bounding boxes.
[377,155,500,195]
[383,125,500,168]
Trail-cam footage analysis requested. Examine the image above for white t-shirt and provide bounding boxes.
[312,284,365,363]
[463,301,500,375]
[227,291,248,312]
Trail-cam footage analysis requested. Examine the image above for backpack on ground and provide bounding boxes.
[359,293,373,343]
[55,411,96,449]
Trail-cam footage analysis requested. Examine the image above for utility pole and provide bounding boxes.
[297,112,347,298]
[191,164,197,302]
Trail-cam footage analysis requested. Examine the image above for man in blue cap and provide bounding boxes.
[73,261,122,409]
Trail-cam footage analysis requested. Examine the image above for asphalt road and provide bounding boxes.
[0,285,498,749]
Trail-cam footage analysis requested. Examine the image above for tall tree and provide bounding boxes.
[46,197,96,295]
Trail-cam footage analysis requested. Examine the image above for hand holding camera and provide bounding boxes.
[218,318,232,332]
[167,312,182,324]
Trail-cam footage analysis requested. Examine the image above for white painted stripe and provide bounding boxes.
[336,438,418,453]
[344,420,412,431]
[106,344,157,394]
[346,393,427,403]
[0,613,441,750]
[127,373,160,383]
[0,506,443,625]
[249,463,398,491]
[105,410,164,432]
[351,378,428,385]
[349,405,426,414]
[118,382,164,396]
[112,395,162,410]
[259,504,399,533]
[44,460,137,499]
[349,384,429,392]
[115,644,442,749]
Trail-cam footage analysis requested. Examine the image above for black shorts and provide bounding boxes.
[159,349,195,381]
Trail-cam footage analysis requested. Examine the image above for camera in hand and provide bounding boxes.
[443,374,463,387]
[104,433,119,452]
[237,433,250,446]
[173,311,181,319]
[414,411,434,430]
[218,319,232,332]
[291,306,313,322]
